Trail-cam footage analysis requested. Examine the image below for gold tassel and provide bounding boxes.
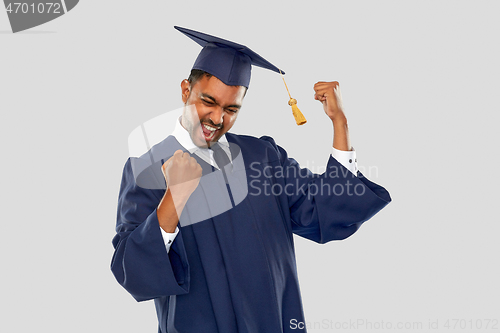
[288,98,307,125]
[279,69,307,126]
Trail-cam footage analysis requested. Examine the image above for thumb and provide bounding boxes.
[163,150,183,169]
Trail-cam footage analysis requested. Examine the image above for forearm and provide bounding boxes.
[157,188,188,233]
[158,150,202,233]
[332,115,351,151]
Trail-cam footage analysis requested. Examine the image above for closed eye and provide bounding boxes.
[202,99,215,106]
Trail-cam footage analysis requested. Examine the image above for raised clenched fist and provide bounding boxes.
[161,150,202,200]
[313,81,345,123]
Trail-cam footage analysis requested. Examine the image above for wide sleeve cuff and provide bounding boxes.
[160,226,180,253]
[331,146,358,176]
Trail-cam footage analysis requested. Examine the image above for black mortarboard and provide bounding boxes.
[175,26,284,88]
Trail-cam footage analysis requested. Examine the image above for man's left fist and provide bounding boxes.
[313,81,345,122]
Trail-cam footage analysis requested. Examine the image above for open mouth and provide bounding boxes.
[200,123,219,141]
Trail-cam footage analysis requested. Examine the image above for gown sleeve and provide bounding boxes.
[110,159,190,302]
[260,136,391,244]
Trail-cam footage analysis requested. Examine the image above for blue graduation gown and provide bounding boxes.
[111,133,391,333]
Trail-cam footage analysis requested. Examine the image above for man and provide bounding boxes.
[111,26,391,333]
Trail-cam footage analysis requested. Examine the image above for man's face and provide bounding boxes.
[181,75,246,148]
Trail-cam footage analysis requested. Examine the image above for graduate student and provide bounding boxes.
[111,26,391,333]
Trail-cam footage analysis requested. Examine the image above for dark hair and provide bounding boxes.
[187,69,213,86]
[186,69,248,96]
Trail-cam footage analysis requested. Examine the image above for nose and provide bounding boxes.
[209,106,224,126]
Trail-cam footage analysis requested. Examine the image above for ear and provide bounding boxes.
[181,79,191,104]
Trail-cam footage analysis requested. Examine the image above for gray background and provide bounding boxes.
[1,0,499,332]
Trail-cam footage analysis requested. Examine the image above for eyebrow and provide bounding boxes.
[201,93,242,110]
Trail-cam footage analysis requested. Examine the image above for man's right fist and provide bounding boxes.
[161,150,202,198]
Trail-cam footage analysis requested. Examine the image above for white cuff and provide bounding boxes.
[331,147,358,176]
[160,226,179,253]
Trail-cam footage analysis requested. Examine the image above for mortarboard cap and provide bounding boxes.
[175,26,284,88]
[175,26,306,125]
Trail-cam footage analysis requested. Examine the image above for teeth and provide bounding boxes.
[203,124,217,132]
